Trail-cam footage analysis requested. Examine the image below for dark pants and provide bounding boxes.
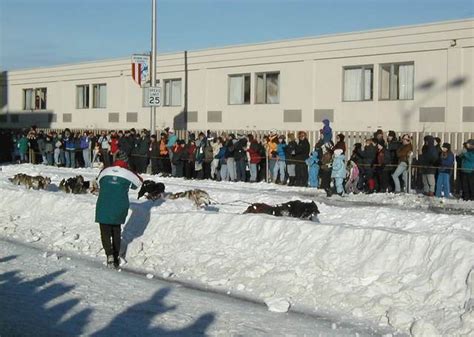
[151,158,159,175]
[462,172,474,201]
[376,169,391,193]
[295,162,308,186]
[100,150,111,167]
[99,224,121,259]
[320,169,331,190]
[236,159,246,182]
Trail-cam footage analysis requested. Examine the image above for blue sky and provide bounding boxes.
[1,0,473,70]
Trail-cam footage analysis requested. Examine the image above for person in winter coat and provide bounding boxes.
[37,131,47,165]
[215,138,227,181]
[158,133,170,174]
[149,135,160,175]
[63,129,76,168]
[166,129,178,176]
[194,132,207,180]
[419,135,439,196]
[210,137,223,180]
[247,134,261,182]
[131,130,150,174]
[184,139,196,179]
[392,135,413,193]
[330,149,346,196]
[234,136,248,182]
[319,141,334,191]
[294,131,310,186]
[320,119,332,144]
[306,147,320,188]
[172,140,186,178]
[361,138,377,193]
[17,134,29,163]
[95,151,143,269]
[98,131,111,168]
[80,131,92,168]
[459,139,474,200]
[110,132,120,163]
[272,135,287,184]
[345,160,360,194]
[225,134,237,182]
[285,133,298,186]
[266,132,278,182]
[44,134,54,165]
[435,143,454,198]
[374,139,391,193]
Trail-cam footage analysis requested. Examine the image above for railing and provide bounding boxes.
[9,128,474,154]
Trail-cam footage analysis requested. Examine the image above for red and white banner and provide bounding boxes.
[131,55,149,87]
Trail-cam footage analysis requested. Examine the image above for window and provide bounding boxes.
[164,79,182,106]
[255,72,279,104]
[380,62,414,100]
[92,84,107,108]
[76,85,89,109]
[228,74,250,104]
[23,88,46,110]
[343,66,373,101]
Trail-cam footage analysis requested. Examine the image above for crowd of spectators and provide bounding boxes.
[1,121,473,201]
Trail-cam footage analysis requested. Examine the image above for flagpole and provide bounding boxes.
[150,0,157,133]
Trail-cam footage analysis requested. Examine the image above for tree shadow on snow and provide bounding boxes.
[0,266,92,337]
[120,199,164,258]
[92,287,216,337]
[0,255,18,263]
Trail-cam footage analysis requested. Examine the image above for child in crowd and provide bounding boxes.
[306,146,320,188]
[345,160,360,194]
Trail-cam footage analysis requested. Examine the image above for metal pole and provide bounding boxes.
[150,0,157,133]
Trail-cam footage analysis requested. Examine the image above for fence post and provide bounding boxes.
[266,149,269,183]
[408,151,414,193]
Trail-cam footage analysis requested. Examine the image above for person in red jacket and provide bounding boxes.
[247,134,262,182]
[110,131,119,162]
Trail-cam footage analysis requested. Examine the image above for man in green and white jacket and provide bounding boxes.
[95,151,143,269]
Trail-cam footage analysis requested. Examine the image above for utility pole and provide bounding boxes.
[150,0,157,133]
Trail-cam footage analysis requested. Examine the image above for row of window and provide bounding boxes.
[21,62,414,111]
[343,62,414,101]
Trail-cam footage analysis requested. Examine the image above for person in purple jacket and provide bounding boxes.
[320,119,333,144]
[80,131,92,168]
[435,142,454,198]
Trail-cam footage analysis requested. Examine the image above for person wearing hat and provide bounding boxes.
[435,143,454,198]
[459,139,474,200]
[80,131,92,168]
[95,151,143,269]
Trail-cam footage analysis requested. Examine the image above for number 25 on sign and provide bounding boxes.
[148,87,161,106]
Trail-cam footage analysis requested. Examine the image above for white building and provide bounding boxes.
[1,18,473,133]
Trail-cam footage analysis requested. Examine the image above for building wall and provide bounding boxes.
[1,19,473,132]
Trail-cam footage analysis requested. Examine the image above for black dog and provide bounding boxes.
[59,175,90,194]
[138,180,165,200]
[244,200,319,220]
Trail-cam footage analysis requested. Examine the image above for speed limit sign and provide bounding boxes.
[148,87,161,106]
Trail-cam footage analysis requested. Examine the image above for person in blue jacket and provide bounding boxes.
[306,147,320,188]
[435,143,454,198]
[460,139,474,201]
[330,149,346,196]
[95,151,143,269]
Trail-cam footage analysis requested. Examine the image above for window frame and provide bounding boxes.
[342,65,374,102]
[255,71,280,104]
[379,62,415,101]
[76,84,90,109]
[92,83,107,109]
[23,87,47,110]
[228,73,251,105]
[163,78,182,107]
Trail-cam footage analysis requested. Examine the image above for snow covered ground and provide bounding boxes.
[0,164,473,336]
[1,239,385,337]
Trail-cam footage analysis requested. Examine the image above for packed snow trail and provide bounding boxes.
[0,239,390,337]
[1,164,473,336]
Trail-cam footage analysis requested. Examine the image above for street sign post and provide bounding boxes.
[147,86,161,107]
